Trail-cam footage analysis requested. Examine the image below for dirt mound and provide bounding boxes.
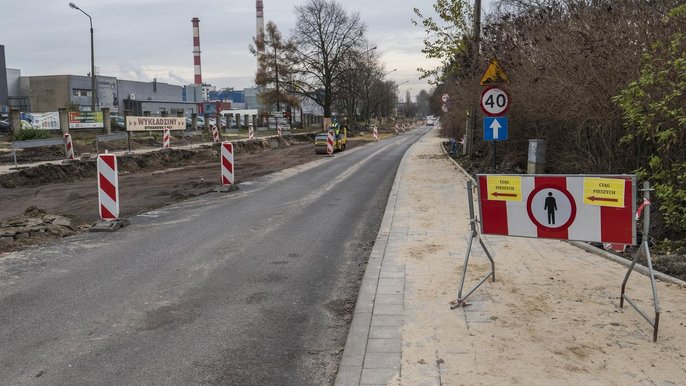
[0,134,319,189]
[0,149,213,188]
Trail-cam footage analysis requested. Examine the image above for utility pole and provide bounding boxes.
[464,0,481,157]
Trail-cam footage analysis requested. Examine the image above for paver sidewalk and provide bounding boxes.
[336,126,686,385]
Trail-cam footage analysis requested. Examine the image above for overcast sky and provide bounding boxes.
[1,0,492,100]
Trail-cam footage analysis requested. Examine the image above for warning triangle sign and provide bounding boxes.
[480,59,510,86]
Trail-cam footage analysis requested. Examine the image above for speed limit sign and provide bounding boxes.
[480,86,510,116]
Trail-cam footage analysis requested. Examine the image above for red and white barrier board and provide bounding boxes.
[276,123,282,137]
[248,125,255,140]
[212,126,220,143]
[373,126,378,141]
[220,141,234,185]
[478,174,636,244]
[64,133,75,160]
[97,154,119,220]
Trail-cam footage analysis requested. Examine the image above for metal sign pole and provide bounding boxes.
[493,141,497,172]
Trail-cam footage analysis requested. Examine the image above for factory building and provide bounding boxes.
[13,75,200,117]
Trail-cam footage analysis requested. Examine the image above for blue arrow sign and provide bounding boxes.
[483,117,508,141]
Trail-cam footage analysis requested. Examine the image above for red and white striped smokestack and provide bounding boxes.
[256,1,265,60]
[191,17,202,85]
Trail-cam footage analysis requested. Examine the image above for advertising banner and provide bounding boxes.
[125,116,185,131]
[28,112,60,130]
[68,112,104,129]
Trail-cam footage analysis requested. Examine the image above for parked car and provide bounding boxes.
[110,116,125,129]
[0,119,9,132]
[185,116,207,129]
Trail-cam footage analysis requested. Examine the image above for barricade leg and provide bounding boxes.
[619,181,660,342]
[451,180,496,309]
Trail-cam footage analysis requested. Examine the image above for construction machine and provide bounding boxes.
[314,126,347,154]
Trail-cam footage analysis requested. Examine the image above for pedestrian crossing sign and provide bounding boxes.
[480,58,510,86]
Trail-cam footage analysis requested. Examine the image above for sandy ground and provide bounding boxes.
[391,129,686,385]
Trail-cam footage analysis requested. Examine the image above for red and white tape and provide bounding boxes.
[64,133,74,160]
[97,153,119,220]
[248,125,255,140]
[163,128,171,148]
[220,141,235,186]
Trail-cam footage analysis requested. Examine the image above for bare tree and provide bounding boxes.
[288,0,366,120]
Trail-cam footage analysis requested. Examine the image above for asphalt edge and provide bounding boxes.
[438,138,686,289]
[334,128,430,386]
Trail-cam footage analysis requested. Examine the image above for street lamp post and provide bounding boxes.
[383,69,397,77]
[362,46,377,56]
[69,2,96,112]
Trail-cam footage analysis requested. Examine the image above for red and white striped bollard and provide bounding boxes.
[221,141,234,186]
[373,126,378,141]
[248,125,255,140]
[97,153,119,220]
[211,126,220,143]
[64,132,75,160]
[163,128,171,148]
[326,130,334,156]
[277,123,282,137]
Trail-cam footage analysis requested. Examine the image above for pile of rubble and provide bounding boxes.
[0,206,83,250]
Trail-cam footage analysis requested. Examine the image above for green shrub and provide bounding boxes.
[614,6,686,235]
[13,128,51,141]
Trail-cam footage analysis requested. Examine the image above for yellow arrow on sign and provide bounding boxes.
[480,58,510,86]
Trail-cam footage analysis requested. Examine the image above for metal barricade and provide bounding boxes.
[11,138,66,168]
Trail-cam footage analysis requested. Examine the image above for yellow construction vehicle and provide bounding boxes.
[314,125,347,154]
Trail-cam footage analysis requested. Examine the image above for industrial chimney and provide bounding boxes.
[256,1,265,73]
[191,17,202,86]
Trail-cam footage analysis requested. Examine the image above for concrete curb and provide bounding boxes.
[566,241,686,288]
[438,138,686,289]
[334,128,428,386]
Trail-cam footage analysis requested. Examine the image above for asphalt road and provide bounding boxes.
[0,127,430,385]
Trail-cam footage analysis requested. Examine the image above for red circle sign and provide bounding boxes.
[480,86,510,116]
[526,185,577,231]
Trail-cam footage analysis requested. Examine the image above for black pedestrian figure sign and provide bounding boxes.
[544,192,557,225]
